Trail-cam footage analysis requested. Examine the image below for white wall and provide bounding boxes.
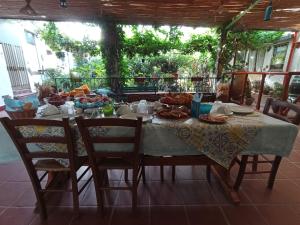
[0,44,13,106]
[290,34,300,71]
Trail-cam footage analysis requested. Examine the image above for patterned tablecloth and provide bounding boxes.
[15,110,299,169]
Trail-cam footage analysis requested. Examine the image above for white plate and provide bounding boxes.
[120,113,152,122]
[229,106,254,114]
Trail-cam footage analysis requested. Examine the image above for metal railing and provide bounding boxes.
[53,76,217,93]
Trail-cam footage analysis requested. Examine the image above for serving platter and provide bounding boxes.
[229,106,254,115]
[199,114,228,124]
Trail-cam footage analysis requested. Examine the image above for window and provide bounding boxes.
[24,30,36,45]
[270,44,288,71]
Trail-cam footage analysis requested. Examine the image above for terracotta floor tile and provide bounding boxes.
[0,207,36,225]
[176,180,217,205]
[286,151,300,163]
[111,206,149,225]
[278,162,300,179]
[291,179,300,188]
[0,207,6,216]
[209,181,251,205]
[107,169,123,181]
[13,186,37,207]
[172,166,206,180]
[222,205,268,225]
[186,206,228,225]
[70,207,111,225]
[242,180,300,204]
[150,206,188,225]
[0,161,26,182]
[116,182,150,206]
[81,181,119,207]
[148,166,168,181]
[256,205,300,225]
[242,162,287,180]
[148,181,183,205]
[0,182,31,206]
[30,207,74,225]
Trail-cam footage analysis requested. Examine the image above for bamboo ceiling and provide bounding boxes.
[1,0,300,30]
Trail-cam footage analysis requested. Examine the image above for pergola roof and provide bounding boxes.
[1,0,300,30]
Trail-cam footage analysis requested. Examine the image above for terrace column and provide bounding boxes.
[215,28,228,80]
[101,20,122,93]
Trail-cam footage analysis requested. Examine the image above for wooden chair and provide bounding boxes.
[76,116,145,211]
[228,73,248,105]
[0,117,91,219]
[234,98,300,190]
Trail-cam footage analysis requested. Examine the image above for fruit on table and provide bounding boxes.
[74,96,111,109]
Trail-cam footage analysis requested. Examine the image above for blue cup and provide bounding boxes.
[199,103,213,115]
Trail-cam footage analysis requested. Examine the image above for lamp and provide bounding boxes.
[60,0,67,8]
[264,0,273,21]
[19,0,38,16]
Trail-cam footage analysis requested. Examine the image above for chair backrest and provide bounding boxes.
[229,74,248,105]
[0,117,76,168]
[76,117,142,165]
[263,98,300,125]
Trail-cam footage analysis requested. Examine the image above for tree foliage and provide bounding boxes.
[219,30,284,72]
[122,25,183,58]
[39,22,285,81]
[39,22,101,63]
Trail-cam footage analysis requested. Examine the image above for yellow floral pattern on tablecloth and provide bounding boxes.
[16,115,266,169]
[163,116,264,168]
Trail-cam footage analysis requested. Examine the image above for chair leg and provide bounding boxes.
[31,174,47,219]
[268,156,282,189]
[142,166,146,184]
[93,172,105,212]
[234,155,249,191]
[252,155,259,172]
[160,165,164,182]
[206,165,211,183]
[36,192,47,220]
[124,169,129,183]
[132,169,138,211]
[71,171,79,215]
[172,166,176,182]
[104,170,109,186]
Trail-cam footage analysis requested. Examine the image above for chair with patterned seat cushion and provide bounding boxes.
[0,117,91,219]
[76,116,145,211]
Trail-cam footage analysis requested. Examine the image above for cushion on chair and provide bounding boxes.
[34,159,70,172]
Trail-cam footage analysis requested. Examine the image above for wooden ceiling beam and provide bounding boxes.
[224,0,263,31]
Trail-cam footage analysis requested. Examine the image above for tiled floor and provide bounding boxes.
[1,109,300,225]
[1,143,300,225]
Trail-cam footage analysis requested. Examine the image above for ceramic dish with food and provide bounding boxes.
[199,114,228,124]
[157,108,189,120]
